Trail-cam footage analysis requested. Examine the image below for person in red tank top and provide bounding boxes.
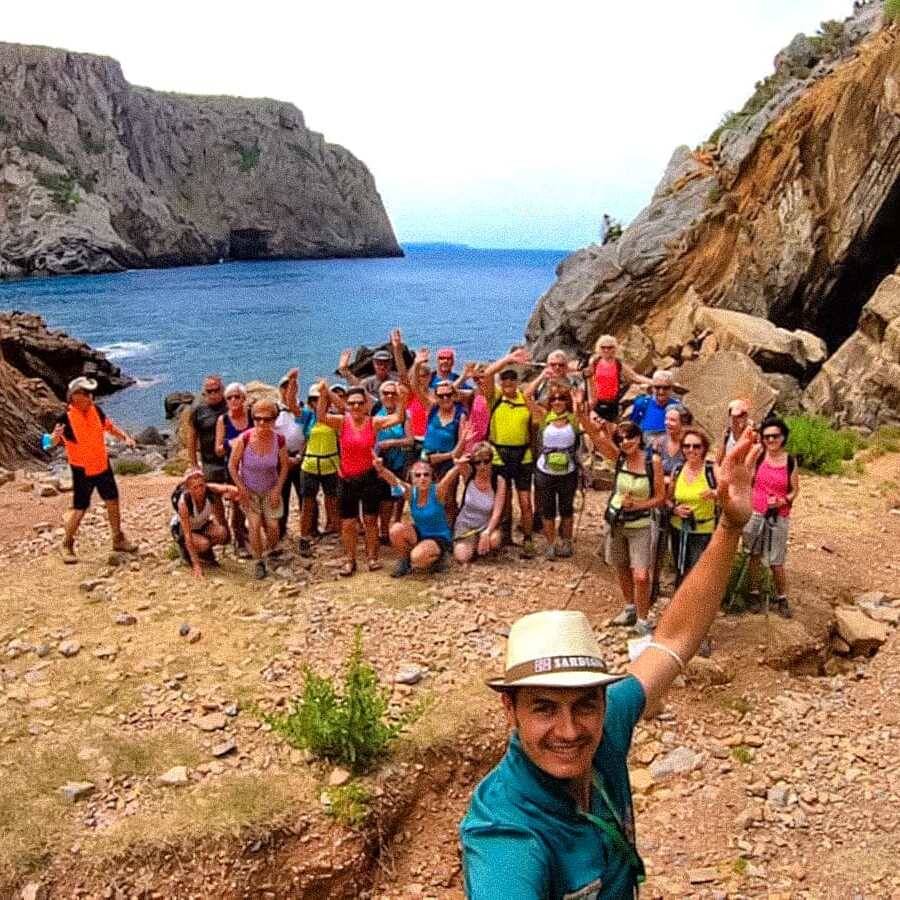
[316,381,408,576]
[585,335,652,422]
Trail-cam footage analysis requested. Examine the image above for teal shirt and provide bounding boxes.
[460,675,646,900]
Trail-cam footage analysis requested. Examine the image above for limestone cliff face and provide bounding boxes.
[0,42,401,278]
[526,4,900,429]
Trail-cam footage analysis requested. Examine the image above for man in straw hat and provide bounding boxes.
[460,433,762,898]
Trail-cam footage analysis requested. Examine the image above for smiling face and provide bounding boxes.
[436,350,454,377]
[503,686,606,781]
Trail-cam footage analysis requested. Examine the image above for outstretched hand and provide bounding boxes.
[716,432,763,531]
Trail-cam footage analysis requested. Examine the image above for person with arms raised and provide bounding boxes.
[460,432,762,899]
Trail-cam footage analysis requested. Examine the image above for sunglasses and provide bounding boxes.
[762,433,783,441]
[614,432,639,443]
[682,442,703,450]
[549,396,567,402]
[381,390,398,397]
[204,387,223,393]
[436,393,453,399]
[226,394,243,401]
[255,415,275,422]
[411,471,431,478]
[599,345,615,350]
[653,386,672,391]
[474,458,492,466]
[437,355,453,361]
[346,400,365,407]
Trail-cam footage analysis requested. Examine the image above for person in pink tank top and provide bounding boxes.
[742,418,799,618]
[585,335,652,422]
[316,381,408,576]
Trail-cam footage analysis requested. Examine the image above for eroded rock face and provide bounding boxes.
[0,43,401,278]
[525,8,898,428]
[802,273,900,431]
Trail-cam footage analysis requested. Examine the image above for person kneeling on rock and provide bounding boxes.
[171,469,237,579]
[50,376,139,564]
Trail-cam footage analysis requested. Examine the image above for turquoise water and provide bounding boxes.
[0,245,566,428]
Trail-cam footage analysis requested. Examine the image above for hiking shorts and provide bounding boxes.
[300,470,338,498]
[743,511,789,566]
[493,456,533,493]
[535,469,577,520]
[605,521,653,571]
[242,490,284,521]
[71,465,118,510]
[593,399,620,422]
[338,469,381,519]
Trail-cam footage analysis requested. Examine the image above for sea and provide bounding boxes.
[0,244,568,430]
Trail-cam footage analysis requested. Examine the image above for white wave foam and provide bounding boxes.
[98,341,155,361]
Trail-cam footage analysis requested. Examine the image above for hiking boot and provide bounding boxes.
[60,542,78,564]
[776,597,793,619]
[112,534,137,553]
[298,538,312,558]
[268,546,283,559]
[544,544,557,561]
[430,553,449,574]
[557,539,573,559]
[612,604,637,627]
[254,561,267,580]
[235,543,252,560]
[391,557,412,578]
[520,538,535,560]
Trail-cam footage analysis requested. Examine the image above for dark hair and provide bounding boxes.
[613,422,644,448]
[760,416,789,440]
[346,386,367,403]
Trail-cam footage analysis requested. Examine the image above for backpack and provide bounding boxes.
[171,484,212,517]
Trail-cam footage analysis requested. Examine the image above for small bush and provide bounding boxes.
[163,458,191,477]
[707,183,726,206]
[732,856,750,875]
[324,782,372,828]
[231,141,261,173]
[165,542,182,561]
[732,745,754,764]
[36,173,81,213]
[113,459,152,476]
[22,137,65,164]
[266,626,416,772]
[887,0,900,25]
[873,425,900,453]
[784,415,851,475]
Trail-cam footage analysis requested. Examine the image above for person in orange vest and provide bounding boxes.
[50,376,138,563]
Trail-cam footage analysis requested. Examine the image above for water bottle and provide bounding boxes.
[41,432,52,452]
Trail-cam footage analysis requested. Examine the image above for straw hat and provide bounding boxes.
[67,376,98,398]
[487,610,625,691]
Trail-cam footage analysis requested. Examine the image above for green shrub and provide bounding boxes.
[266,627,416,772]
[165,542,182,561]
[163,458,191,477]
[732,856,750,875]
[707,183,726,205]
[36,173,81,212]
[887,0,900,25]
[873,425,900,453]
[784,415,852,475]
[22,137,65,164]
[731,745,753,764]
[231,141,260,172]
[112,459,152,476]
[324,782,372,827]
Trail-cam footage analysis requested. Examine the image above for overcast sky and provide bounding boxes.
[6,0,855,249]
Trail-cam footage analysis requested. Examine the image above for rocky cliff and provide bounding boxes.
[0,43,401,278]
[0,312,133,467]
[526,2,900,431]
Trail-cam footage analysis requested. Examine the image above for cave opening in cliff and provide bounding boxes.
[228,228,270,261]
[803,175,900,353]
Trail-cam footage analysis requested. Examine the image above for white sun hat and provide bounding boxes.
[488,610,625,691]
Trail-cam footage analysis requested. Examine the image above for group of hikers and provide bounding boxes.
[46,329,805,897]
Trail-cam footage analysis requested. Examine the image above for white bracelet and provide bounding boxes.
[643,641,685,672]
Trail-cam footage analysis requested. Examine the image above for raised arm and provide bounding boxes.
[390,328,408,381]
[373,383,410,432]
[522,366,551,422]
[579,412,618,460]
[336,349,362,387]
[316,380,345,430]
[373,456,411,503]
[630,434,762,709]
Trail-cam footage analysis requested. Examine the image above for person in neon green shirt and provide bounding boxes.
[460,434,762,899]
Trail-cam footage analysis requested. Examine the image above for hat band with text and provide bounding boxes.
[504,655,608,683]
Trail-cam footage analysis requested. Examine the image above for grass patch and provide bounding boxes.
[723,550,774,613]
[105,731,202,780]
[266,626,420,772]
[719,693,754,715]
[732,856,750,875]
[324,781,372,828]
[113,459,152,476]
[731,745,754,764]
[887,0,900,25]
[36,172,82,213]
[163,457,191,477]
[22,136,65,164]
[165,541,182,561]
[873,425,900,453]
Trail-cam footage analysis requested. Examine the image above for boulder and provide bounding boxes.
[802,274,900,431]
[673,351,777,438]
[164,391,195,419]
[693,307,827,378]
[833,607,889,656]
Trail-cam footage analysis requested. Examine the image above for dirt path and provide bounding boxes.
[1,454,899,898]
